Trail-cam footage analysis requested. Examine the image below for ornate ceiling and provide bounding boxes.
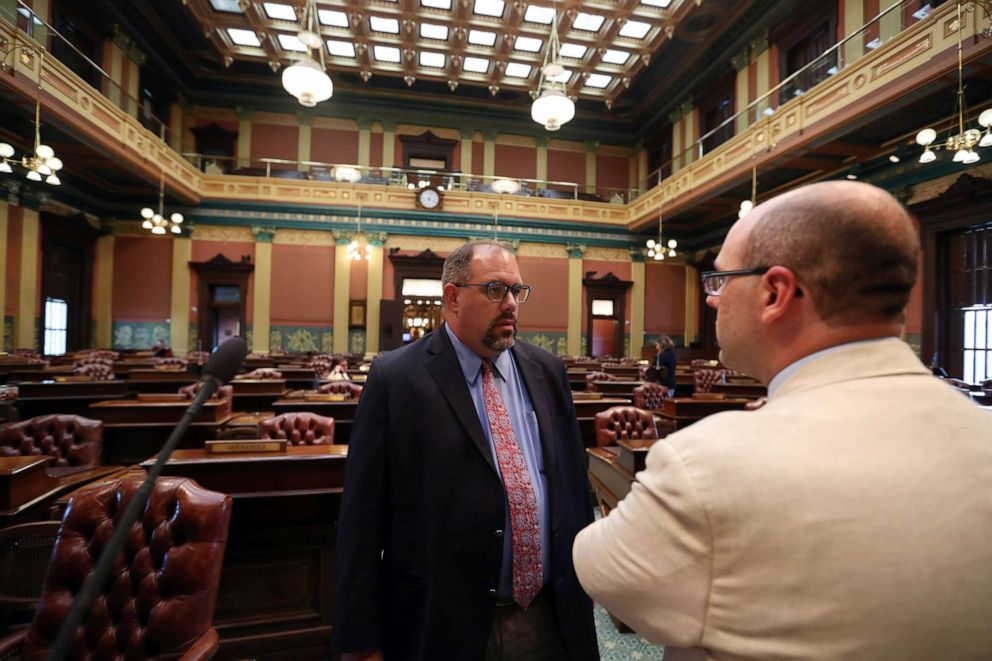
[181,0,698,108]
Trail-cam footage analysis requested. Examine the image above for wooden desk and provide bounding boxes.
[231,379,289,412]
[272,398,358,444]
[657,396,751,430]
[274,367,320,390]
[711,382,767,398]
[589,380,642,397]
[145,445,348,659]
[603,365,641,379]
[0,458,126,524]
[14,380,130,418]
[126,370,197,393]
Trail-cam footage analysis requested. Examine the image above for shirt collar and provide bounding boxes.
[444,323,510,385]
[767,337,892,398]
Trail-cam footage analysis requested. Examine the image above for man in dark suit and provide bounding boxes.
[334,240,599,661]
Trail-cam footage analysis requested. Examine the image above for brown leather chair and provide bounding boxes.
[259,412,335,445]
[593,406,658,448]
[318,381,363,399]
[178,383,234,416]
[694,368,725,393]
[0,415,103,466]
[244,368,282,379]
[633,382,666,410]
[0,476,232,660]
[585,371,616,391]
[0,521,61,633]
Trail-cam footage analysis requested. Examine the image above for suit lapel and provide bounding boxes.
[512,344,559,486]
[425,328,497,473]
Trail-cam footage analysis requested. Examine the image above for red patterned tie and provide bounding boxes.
[481,358,543,608]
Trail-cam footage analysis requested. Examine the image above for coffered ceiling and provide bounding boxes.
[182,0,694,107]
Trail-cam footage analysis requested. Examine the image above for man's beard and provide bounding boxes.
[483,314,517,352]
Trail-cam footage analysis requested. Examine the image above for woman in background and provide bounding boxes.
[653,336,677,397]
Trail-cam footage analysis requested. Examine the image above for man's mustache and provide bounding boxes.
[488,314,517,329]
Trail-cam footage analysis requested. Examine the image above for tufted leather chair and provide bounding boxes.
[693,368,725,393]
[593,406,658,448]
[154,357,189,368]
[0,415,103,467]
[585,371,616,391]
[0,476,231,660]
[178,383,234,417]
[184,351,209,365]
[244,368,282,379]
[318,381,363,399]
[633,382,666,410]
[258,413,335,446]
[73,363,115,381]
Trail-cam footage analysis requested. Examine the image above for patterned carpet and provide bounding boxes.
[594,602,666,660]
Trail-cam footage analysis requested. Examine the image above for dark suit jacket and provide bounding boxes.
[333,328,598,660]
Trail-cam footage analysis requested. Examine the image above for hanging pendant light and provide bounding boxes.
[531,5,575,132]
[140,170,184,236]
[646,197,676,260]
[1,52,65,185]
[282,0,333,107]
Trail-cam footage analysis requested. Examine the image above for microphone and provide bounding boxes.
[47,336,248,660]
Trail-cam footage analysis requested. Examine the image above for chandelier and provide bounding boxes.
[914,2,992,164]
[646,198,676,260]
[281,0,333,107]
[738,165,757,219]
[140,170,184,235]
[348,203,372,260]
[0,53,63,185]
[531,5,575,132]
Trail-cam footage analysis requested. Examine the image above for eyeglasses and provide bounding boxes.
[700,267,770,296]
[454,281,532,303]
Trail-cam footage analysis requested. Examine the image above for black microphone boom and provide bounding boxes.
[47,336,248,660]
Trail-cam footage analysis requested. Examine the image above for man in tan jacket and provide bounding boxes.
[573,181,992,660]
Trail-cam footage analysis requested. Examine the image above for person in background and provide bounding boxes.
[573,181,992,660]
[334,240,598,661]
[152,339,173,358]
[329,357,350,381]
[653,335,677,397]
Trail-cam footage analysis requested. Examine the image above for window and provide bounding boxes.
[592,299,614,316]
[44,297,68,356]
[962,306,991,383]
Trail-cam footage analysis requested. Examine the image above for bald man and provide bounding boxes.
[573,182,992,660]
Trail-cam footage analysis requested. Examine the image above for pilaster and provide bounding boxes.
[170,236,192,354]
[566,243,586,356]
[333,236,352,353]
[94,233,114,348]
[357,119,372,167]
[16,208,39,350]
[535,135,548,183]
[842,0,865,66]
[684,264,699,346]
[0,202,7,352]
[585,141,597,195]
[365,235,386,356]
[630,251,645,359]
[251,227,276,353]
[236,106,252,168]
[297,115,312,173]
[382,122,396,170]
[483,130,496,179]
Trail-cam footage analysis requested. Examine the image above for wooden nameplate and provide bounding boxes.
[571,391,604,400]
[205,439,288,454]
[304,393,347,402]
[54,375,94,382]
[137,393,188,402]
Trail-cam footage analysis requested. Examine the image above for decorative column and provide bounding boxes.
[732,47,751,132]
[297,114,312,173]
[382,122,396,170]
[236,106,252,168]
[169,233,192,353]
[104,36,124,107]
[670,103,686,172]
[880,0,904,42]
[483,130,496,179]
[459,128,474,188]
[333,234,352,354]
[168,100,185,152]
[629,249,646,359]
[124,43,144,118]
[585,141,598,195]
[365,233,387,356]
[251,227,276,353]
[636,142,649,190]
[566,243,586,356]
[0,202,8,351]
[684,263,699,347]
[16,207,40,350]
[357,119,372,167]
[842,0,865,66]
[752,31,770,118]
[535,135,548,184]
[94,230,115,348]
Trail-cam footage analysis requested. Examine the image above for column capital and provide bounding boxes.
[750,28,769,55]
[296,113,313,126]
[332,230,353,245]
[357,118,374,131]
[630,247,646,263]
[731,48,750,72]
[251,226,277,242]
[483,129,498,142]
[381,120,397,133]
[369,232,389,247]
[236,105,253,121]
[460,127,476,140]
[565,243,586,259]
[585,141,599,153]
[534,135,549,148]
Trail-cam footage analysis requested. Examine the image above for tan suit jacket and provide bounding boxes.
[574,339,992,660]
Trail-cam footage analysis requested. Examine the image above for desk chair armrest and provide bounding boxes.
[0,629,27,658]
[179,627,220,661]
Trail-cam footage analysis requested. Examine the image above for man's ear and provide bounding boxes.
[759,266,801,324]
[442,283,459,313]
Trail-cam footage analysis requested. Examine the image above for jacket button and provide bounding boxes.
[489,588,498,598]
[494,529,504,539]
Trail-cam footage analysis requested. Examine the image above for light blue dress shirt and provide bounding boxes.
[444,324,551,599]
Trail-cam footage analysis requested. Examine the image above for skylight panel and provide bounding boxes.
[619,20,651,39]
[549,68,572,83]
[523,5,554,23]
[514,36,542,52]
[277,34,308,52]
[640,0,672,6]
[559,43,587,59]
[263,3,296,21]
[227,28,261,47]
[504,62,531,78]
[464,56,490,73]
[602,49,630,65]
[419,51,446,68]
[573,13,604,32]
[370,16,400,33]
[209,0,242,12]
[474,0,505,18]
[373,45,402,62]
[327,40,356,57]
[422,0,452,8]
[468,30,497,46]
[586,73,611,88]
[421,23,449,40]
[318,9,349,27]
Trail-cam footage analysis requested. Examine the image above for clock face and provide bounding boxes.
[418,188,441,209]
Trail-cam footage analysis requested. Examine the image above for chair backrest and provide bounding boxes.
[154,357,188,368]
[258,413,335,445]
[0,415,103,466]
[245,368,282,379]
[318,381,363,399]
[694,368,725,393]
[585,371,615,391]
[72,363,115,381]
[633,383,666,410]
[0,521,61,632]
[593,406,659,448]
[21,476,231,659]
[178,383,234,414]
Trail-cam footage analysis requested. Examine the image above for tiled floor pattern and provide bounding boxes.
[595,602,666,660]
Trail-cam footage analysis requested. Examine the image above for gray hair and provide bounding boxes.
[442,240,510,286]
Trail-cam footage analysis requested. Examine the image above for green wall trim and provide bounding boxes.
[113,321,170,350]
[270,325,333,353]
[516,331,568,356]
[3,316,12,352]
